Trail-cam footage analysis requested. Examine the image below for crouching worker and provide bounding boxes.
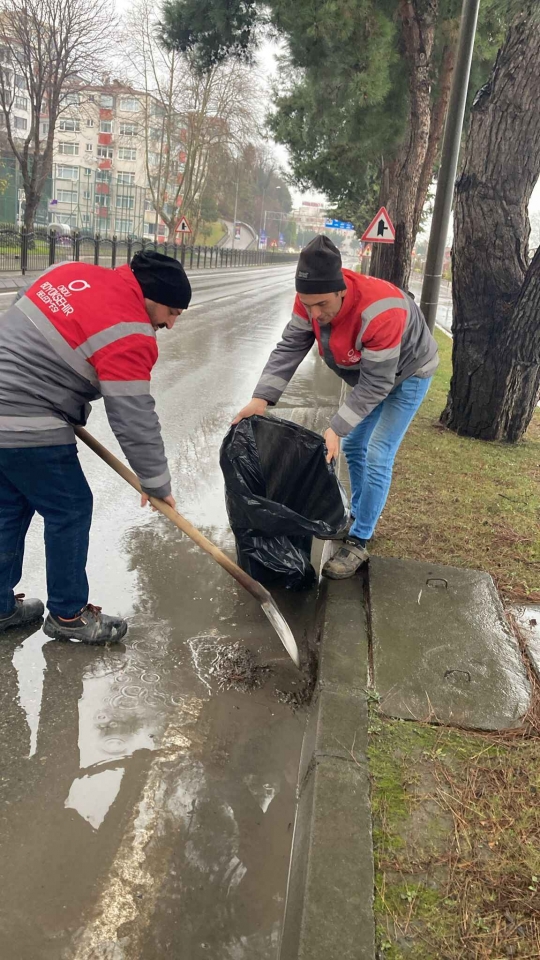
[0,251,191,643]
[233,236,438,579]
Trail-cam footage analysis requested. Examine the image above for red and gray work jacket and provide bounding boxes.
[0,261,171,498]
[252,268,439,437]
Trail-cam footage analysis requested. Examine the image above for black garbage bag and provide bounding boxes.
[220,415,349,590]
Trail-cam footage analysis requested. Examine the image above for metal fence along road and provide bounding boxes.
[0,225,297,275]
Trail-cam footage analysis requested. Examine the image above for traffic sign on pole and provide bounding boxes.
[361,207,395,244]
[177,216,192,235]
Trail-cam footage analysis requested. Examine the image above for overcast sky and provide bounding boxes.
[111,0,539,219]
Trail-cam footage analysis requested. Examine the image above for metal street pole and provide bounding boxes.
[231,173,240,250]
[420,0,481,332]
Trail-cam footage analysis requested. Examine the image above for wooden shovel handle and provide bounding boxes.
[75,426,270,604]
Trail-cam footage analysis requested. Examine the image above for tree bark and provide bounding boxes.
[441,7,540,441]
[376,0,438,289]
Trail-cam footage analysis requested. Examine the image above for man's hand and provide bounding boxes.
[232,398,268,424]
[141,492,176,511]
[324,428,340,464]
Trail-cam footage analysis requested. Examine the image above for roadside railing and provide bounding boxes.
[0,225,297,275]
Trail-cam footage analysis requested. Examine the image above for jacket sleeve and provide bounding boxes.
[330,303,408,437]
[90,334,171,498]
[252,300,315,405]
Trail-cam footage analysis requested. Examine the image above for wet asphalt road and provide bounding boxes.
[0,265,342,960]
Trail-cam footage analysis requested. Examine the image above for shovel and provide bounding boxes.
[74,426,300,668]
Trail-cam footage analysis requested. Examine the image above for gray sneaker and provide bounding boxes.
[322,538,369,579]
[43,604,128,644]
[0,594,45,633]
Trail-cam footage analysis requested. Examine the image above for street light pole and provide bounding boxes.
[231,173,240,250]
[420,0,481,332]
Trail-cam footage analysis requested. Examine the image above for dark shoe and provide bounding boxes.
[0,594,45,633]
[43,604,128,644]
[322,537,369,579]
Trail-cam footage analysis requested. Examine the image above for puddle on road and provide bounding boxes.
[0,281,341,960]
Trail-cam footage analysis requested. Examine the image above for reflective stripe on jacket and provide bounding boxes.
[0,262,171,497]
[253,268,439,437]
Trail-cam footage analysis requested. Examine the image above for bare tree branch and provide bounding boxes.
[0,0,117,229]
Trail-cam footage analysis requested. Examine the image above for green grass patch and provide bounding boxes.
[194,219,226,247]
[375,330,540,601]
[371,717,540,958]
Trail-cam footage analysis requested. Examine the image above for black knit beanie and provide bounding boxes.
[130,250,192,309]
[295,235,345,294]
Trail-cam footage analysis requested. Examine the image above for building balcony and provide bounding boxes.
[98,133,112,146]
[98,159,112,170]
[100,108,113,121]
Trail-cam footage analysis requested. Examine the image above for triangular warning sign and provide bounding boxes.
[361,206,395,244]
[177,215,192,234]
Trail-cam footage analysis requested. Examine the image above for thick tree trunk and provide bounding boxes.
[376,0,437,289]
[23,192,40,233]
[441,7,540,441]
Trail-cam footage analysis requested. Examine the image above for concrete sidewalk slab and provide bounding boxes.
[510,604,540,681]
[369,557,531,730]
[279,578,375,960]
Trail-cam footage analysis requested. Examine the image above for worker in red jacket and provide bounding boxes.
[233,235,438,579]
[0,250,191,643]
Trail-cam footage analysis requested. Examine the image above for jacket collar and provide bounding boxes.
[115,263,147,311]
[331,269,361,327]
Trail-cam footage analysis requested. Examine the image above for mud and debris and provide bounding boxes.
[208,641,273,692]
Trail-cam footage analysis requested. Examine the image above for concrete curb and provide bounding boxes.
[279,576,375,960]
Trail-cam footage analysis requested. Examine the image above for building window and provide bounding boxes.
[14,96,27,110]
[14,74,26,90]
[59,119,80,132]
[96,169,111,182]
[97,146,113,159]
[13,116,27,130]
[115,219,134,234]
[85,143,93,152]
[65,92,80,105]
[40,121,49,137]
[84,167,92,175]
[99,120,112,133]
[119,98,139,112]
[100,94,114,108]
[56,165,79,180]
[117,171,135,185]
[58,141,79,155]
[56,189,77,203]
[119,122,138,136]
[144,198,153,211]
[1,68,12,85]
[95,194,109,207]
[81,213,91,225]
[116,195,134,210]
[86,118,95,127]
[118,147,136,161]
[83,190,92,199]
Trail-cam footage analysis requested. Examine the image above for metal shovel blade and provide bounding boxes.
[261,599,300,668]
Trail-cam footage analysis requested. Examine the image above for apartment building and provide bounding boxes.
[49,81,171,239]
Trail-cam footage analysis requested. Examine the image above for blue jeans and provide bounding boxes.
[0,444,92,618]
[341,376,432,541]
